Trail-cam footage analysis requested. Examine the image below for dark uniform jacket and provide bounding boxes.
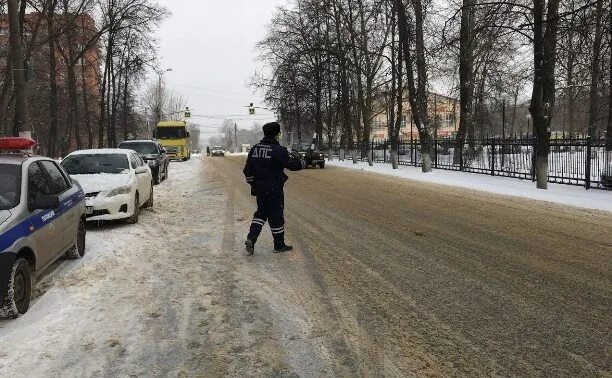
[243,138,304,194]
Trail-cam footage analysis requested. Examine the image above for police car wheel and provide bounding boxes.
[1,258,31,318]
[66,220,86,259]
[318,162,325,169]
[127,193,140,224]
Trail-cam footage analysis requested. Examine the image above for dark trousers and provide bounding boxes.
[247,187,285,249]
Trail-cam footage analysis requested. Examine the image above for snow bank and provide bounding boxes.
[327,160,612,212]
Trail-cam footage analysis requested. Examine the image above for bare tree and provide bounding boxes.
[529,0,561,189]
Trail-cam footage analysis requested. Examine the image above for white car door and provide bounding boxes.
[131,153,151,206]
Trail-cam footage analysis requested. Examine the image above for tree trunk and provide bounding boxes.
[7,0,28,136]
[606,2,612,175]
[314,61,324,148]
[67,63,81,150]
[454,0,475,165]
[587,0,604,138]
[390,5,402,171]
[47,1,59,157]
[110,62,119,147]
[80,57,93,148]
[0,56,13,136]
[98,36,112,148]
[122,62,130,141]
[566,34,576,137]
[396,0,432,172]
[529,0,560,189]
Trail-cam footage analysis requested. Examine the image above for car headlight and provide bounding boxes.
[104,185,132,197]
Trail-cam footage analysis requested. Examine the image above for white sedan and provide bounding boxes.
[61,149,154,223]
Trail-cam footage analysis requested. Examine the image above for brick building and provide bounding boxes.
[0,12,101,152]
[371,92,460,141]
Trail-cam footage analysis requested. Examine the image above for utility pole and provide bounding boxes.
[8,0,28,137]
[234,122,238,152]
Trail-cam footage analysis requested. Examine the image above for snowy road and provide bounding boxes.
[0,156,610,376]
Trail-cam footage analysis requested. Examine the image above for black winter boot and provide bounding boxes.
[274,245,293,253]
[245,239,255,255]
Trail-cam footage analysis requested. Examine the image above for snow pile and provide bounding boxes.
[327,160,612,212]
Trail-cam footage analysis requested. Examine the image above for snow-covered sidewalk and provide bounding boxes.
[327,160,612,212]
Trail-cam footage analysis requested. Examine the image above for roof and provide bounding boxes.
[66,149,133,156]
[118,140,156,144]
[157,121,187,127]
[0,154,29,164]
[0,154,55,165]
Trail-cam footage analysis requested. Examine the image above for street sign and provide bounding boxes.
[185,107,191,118]
[249,107,256,115]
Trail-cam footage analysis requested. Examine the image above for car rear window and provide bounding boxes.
[0,164,21,210]
[119,142,158,155]
[61,154,130,175]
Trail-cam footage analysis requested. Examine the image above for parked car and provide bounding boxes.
[211,146,225,157]
[291,143,325,168]
[61,149,153,224]
[0,137,87,318]
[118,140,169,185]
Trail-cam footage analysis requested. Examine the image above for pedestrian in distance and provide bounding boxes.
[206,146,210,156]
[243,122,305,254]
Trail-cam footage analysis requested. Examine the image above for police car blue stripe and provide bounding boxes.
[0,218,32,252]
[0,189,84,252]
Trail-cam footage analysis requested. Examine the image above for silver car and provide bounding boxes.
[0,146,86,318]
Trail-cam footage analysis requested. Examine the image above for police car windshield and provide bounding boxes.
[61,154,130,175]
[0,164,21,210]
[119,142,157,155]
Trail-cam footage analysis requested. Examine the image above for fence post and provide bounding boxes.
[459,142,464,171]
[383,140,387,163]
[585,136,592,189]
[371,140,374,162]
[491,137,496,176]
[434,137,438,168]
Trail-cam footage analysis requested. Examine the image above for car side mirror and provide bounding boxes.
[135,166,148,175]
[30,194,59,211]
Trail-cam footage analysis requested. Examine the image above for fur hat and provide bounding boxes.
[263,122,281,138]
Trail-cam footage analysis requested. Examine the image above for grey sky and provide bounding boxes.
[153,0,285,135]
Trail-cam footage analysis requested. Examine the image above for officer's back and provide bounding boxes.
[244,128,303,193]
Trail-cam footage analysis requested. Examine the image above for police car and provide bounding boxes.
[0,137,86,318]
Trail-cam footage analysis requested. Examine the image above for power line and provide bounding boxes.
[165,83,253,96]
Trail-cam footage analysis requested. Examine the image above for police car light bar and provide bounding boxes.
[0,137,36,151]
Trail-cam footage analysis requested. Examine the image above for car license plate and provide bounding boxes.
[86,206,94,215]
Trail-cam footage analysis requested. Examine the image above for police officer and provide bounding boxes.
[244,122,305,254]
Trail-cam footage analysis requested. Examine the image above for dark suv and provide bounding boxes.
[118,140,169,184]
[292,143,325,168]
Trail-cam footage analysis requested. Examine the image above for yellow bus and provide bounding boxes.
[154,121,191,161]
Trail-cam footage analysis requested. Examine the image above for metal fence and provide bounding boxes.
[329,135,612,190]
